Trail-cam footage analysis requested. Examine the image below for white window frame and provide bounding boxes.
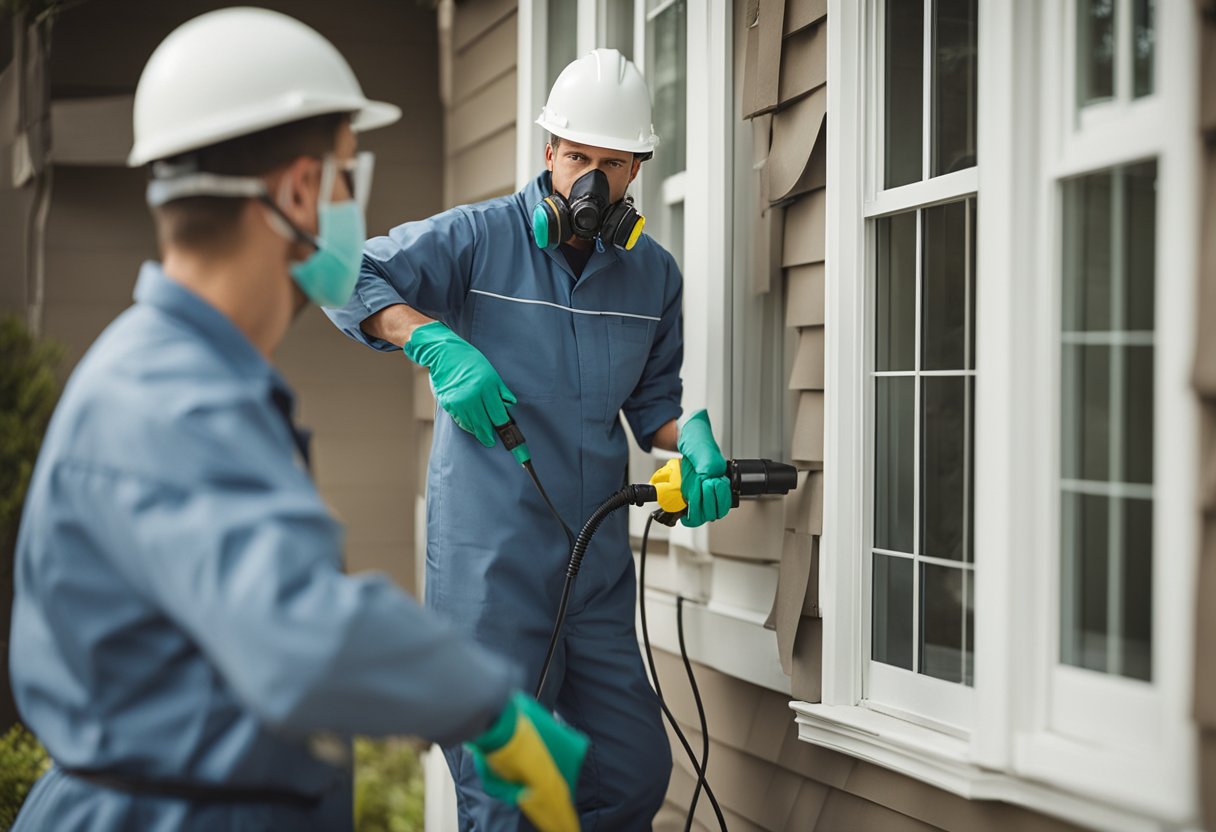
[809,0,1202,829]
[860,0,980,735]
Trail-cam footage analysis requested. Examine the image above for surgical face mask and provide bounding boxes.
[145,151,376,308]
[284,154,370,308]
[531,168,646,252]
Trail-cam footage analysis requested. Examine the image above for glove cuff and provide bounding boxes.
[470,692,522,753]
[402,321,453,366]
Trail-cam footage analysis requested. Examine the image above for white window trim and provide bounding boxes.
[817,0,1202,828]
[516,0,549,190]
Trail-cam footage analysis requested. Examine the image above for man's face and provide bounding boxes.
[277,122,358,317]
[546,139,641,204]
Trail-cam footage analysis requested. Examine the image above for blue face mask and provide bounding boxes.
[144,152,375,310]
[289,198,365,308]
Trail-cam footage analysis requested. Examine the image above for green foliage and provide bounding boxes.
[0,316,60,549]
[0,723,49,829]
[354,738,425,832]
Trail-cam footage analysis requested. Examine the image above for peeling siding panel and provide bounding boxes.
[29,0,443,594]
[1194,3,1216,828]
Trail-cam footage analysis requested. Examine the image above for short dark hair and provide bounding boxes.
[152,112,348,252]
[548,132,650,163]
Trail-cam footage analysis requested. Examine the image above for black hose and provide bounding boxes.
[534,483,656,699]
[523,459,576,549]
[638,515,728,831]
[678,596,712,832]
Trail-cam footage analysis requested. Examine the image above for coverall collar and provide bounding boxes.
[522,172,621,285]
[133,261,292,397]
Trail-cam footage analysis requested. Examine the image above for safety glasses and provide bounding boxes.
[323,151,375,213]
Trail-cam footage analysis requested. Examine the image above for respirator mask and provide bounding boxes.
[531,168,645,252]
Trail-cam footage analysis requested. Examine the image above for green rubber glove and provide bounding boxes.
[404,322,517,448]
[466,692,588,832]
[677,409,733,528]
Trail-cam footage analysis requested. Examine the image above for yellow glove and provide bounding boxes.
[466,692,588,832]
[649,458,688,514]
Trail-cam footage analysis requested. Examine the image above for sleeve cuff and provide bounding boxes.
[355,281,411,353]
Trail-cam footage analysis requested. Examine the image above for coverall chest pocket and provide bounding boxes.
[470,294,560,401]
[605,317,655,420]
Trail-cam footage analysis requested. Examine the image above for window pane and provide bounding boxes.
[884,0,924,188]
[922,377,971,562]
[604,0,635,62]
[647,0,686,182]
[1061,495,1154,680]
[1122,497,1153,680]
[1061,345,1111,482]
[1124,161,1157,331]
[1059,162,1156,683]
[875,377,915,553]
[1123,346,1154,484]
[920,563,973,685]
[1061,492,1110,673]
[876,212,917,371]
[931,0,977,176]
[873,554,914,670]
[922,200,971,371]
[1077,0,1115,107]
[547,0,579,90]
[1063,171,1113,333]
[1133,0,1155,98]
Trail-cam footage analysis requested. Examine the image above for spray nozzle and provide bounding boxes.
[493,416,531,465]
[648,457,799,527]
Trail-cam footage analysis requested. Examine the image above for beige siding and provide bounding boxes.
[654,654,1090,832]
[442,0,519,207]
[10,0,444,593]
[1194,2,1216,828]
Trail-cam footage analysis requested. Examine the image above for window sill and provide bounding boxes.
[789,702,1182,832]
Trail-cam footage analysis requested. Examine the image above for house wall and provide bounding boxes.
[1193,2,1216,829]
[647,1,1093,830]
[1,0,443,593]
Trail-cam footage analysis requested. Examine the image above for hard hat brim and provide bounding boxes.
[537,119,659,155]
[128,96,402,167]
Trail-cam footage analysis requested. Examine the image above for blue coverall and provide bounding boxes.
[10,263,519,831]
[325,171,682,830]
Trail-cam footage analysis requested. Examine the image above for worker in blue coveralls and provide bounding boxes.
[324,48,736,830]
[9,9,587,832]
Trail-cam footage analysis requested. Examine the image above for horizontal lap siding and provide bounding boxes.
[654,654,1087,832]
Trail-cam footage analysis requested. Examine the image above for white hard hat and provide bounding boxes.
[128,7,401,167]
[536,48,659,155]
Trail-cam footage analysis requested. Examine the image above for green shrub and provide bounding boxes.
[0,723,49,829]
[354,737,425,832]
[0,315,61,547]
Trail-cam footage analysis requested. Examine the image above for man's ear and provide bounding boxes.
[273,156,322,232]
[627,157,641,185]
[545,142,555,174]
